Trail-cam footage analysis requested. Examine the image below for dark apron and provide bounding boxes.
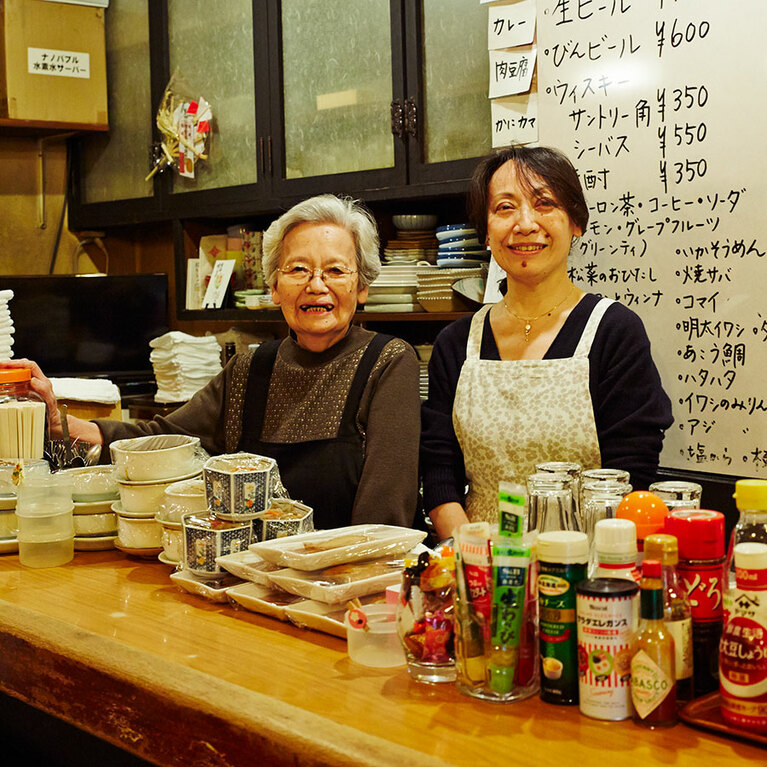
[238,334,391,530]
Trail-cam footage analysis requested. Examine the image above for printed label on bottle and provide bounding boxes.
[539,564,584,704]
[631,649,674,719]
[667,618,693,680]
[678,562,724,622]
[720,614,767,697]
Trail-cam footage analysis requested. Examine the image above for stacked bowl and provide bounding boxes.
[63,465,120,551]
[180,452,313,581]
[436,224,490,269]
[109,435,203,557]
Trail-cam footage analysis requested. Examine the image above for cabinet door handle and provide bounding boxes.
[390,100,404,140]
[258,137,265,177]
[404,98,418,139]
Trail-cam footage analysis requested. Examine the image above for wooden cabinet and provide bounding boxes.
[70,1,491,332]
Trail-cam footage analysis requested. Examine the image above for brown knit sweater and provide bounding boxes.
[96,326,421,527]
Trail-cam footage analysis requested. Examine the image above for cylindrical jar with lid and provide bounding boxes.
[0,369,46,461]
[537,531,589,705]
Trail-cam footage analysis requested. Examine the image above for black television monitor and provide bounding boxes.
[3,274,169,392]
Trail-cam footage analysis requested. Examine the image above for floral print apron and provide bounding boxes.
[453,298,614,525]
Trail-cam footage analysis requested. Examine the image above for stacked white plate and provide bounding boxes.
[436,224,490,268]
[0,290,14,360]
[416,265,487,312]
[383,227,439,265]
[364,263,424,313]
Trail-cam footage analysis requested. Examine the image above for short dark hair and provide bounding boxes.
[467,145,589,244]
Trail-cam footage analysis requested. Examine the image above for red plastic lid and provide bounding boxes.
[642,559,661,578]
[616,491,668,539]
[0,368,31,384]
[665,509,725,560]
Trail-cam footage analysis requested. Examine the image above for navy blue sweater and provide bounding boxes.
[420,293,674,513]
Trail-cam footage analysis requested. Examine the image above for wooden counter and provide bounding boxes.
[0,551,763,767]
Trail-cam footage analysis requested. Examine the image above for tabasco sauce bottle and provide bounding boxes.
[630,559,677,727]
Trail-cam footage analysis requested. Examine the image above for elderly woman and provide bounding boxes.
[421,146,674,539]
[7,195,421,529]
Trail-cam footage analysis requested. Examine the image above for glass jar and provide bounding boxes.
[648,480,702,510]
[526,472,577,534]
[396,548,456,683]
[0,369,46,461]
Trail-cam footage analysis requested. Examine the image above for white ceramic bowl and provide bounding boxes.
[73,498,116,515]
[73,512,117,537]
[392,214,438,230]
[157,517,183,562]
[61,465,119,502]
[110,435,201,482]
[161,478,207,522]
[117,472,200,514]
[116,508,162,549]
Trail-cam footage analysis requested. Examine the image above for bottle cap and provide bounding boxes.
[733,479,767,512]
[642,559,661,578]
[664,510,725,560]
[0,368,31,384]
[616,491,668,540]
[644,533,679,566]
[594,518,637,554]
[537,531,588,563]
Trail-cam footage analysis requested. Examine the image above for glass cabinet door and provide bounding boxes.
[276,0,401,185]
[167,0,259,194]
[408,0,491,181]
[78,0,153,204]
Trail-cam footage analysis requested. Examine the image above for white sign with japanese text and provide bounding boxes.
[27,48,90,79]
[491,93,539,148]
[488,0,536,51]
[489,46,536,98]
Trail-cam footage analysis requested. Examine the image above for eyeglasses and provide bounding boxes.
[277,264,358,285]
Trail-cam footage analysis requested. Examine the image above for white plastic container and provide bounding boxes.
[110,434,201,482]
[115,507,163,550]
[345,604,405,668]
[161,477,207,522]
[16,474,74,568]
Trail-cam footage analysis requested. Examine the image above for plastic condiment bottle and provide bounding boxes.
[665,510,726,696]
[631,559,677,728]
[537,531,588,706]
[594,518,641,583]
[727,479,767,589]
[644,533,693,704]
[719,542,767,733]
[616,491,669,566]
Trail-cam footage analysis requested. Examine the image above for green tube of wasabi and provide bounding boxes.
[489,538,531,694]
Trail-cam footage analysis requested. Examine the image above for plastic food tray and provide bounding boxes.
[285,594,387,639]
[169,568,245,603]
[215,549,282,586]
[248,524,426,571]
[225,582,305,620]
[266,557,406,604]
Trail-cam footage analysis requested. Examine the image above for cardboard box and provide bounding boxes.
[0,0,108,128]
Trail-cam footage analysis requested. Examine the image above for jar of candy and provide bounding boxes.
[396,546,456,683]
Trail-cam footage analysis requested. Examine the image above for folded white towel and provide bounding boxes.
[50,377,121,404]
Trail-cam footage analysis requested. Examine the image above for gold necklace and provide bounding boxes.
[503,286,574,342]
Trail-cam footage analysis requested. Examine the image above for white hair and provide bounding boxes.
[261,194,381,288]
